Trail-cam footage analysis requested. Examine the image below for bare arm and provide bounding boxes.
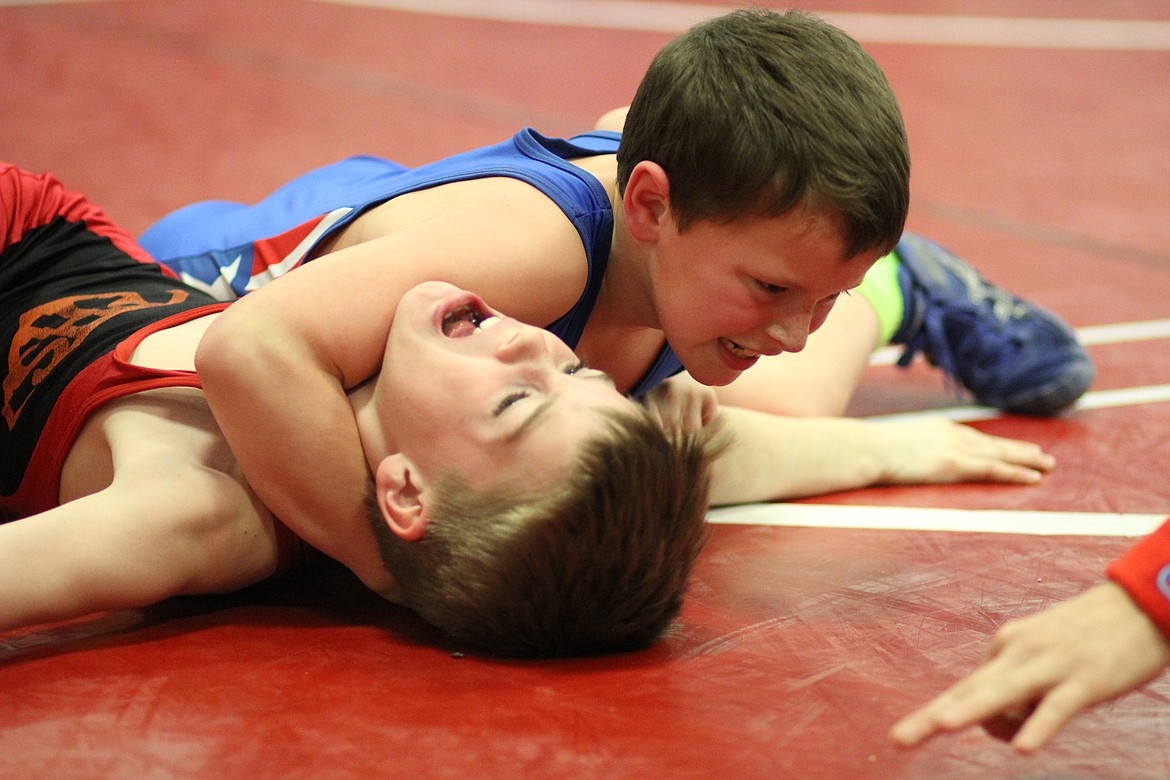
[194,184,587,594]
[709,407,1054,506]
[0,466,279,633]
[638,373,1054,504]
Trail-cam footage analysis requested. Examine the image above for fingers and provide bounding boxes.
[977,460,1046,485]
[951,425,1055,473]
[681,395,709,433]
[1008,683,1089,753]
[890,641,1058,748]
[910,450,1046,486]
[891,683,1041,748]
[641,399,665,431]
[934,423,1056,484]
[699,390,719,427]
[889,704,947,746]
[892,675,1089,755]
[640,379,718,435]
[889,691,983,747]
[880,418,1057,486]
[980,435,1055,474]
[981,705,1035,743]
[890,679,1002,745]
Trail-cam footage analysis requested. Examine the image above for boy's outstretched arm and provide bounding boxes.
[0,466,279,633]
[889,581,1170,753]
[707,407,1054,506]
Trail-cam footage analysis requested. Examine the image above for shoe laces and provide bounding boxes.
[896,259,1032,383]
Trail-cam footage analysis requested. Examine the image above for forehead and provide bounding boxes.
[453,435,559,499]
[460,389,635,488]
[722,210,869,279]
[755,206,849,256]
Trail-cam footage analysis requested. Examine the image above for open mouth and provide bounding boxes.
[441,299,501,338]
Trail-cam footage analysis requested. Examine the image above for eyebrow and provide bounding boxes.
[506,394,557,442]
[505,372,614,442]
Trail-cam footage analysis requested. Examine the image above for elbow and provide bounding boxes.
[194,305,296,403]
[195,303,338,394]
[194,309,251,388]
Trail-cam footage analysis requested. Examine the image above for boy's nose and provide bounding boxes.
[495,326,548,363]
[765,320,809,353]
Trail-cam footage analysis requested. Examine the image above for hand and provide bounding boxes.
[890,582,1170,752]
[641,374,719,436]
[874,418,1054,485]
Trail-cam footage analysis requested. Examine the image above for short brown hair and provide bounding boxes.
[371,409,725,657]
[617,9,909,257]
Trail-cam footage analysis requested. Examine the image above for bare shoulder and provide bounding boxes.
[205,173,602,390]
[53,386,283,596]
[593,106,629,132]
[327,176,592,324]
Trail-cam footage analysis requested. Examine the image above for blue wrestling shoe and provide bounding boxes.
[891,233,1094,416]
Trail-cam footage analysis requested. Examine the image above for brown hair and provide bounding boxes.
[371,409,725,657]
[617,9,910,257]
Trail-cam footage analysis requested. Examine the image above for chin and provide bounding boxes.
[685,362,739,388]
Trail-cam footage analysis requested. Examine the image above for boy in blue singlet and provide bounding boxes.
[138,9,1088,596]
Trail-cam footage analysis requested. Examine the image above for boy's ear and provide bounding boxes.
[622,160,672,243]
[373,453,431,542]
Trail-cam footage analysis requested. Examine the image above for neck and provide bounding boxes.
[573,154,658,331]
[603,200,662,332]
[350,380,395,473]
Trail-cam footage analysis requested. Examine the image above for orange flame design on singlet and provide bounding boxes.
[2,289,188,429]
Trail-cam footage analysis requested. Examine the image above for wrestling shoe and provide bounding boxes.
[890,233,1094,416]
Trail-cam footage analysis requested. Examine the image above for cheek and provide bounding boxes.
[397,368,474,421]
[808,297,839,334]
[674,296,770,341]
[654,251,762,338]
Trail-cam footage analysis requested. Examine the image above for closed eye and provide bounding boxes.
[564,359,615,385]
[493,390,530,416]
[753,278,787,295]
[495,361,608,416]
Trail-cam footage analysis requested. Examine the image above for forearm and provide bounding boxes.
[195,318,391,592]
[709,407,883,505]
[708,407,1053,506]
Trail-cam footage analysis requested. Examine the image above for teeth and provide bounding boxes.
[721,337,760,359]
[478,315,501,330]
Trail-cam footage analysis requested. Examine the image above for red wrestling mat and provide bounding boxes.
[3,1,1170,777]
[1,529,1162,778]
